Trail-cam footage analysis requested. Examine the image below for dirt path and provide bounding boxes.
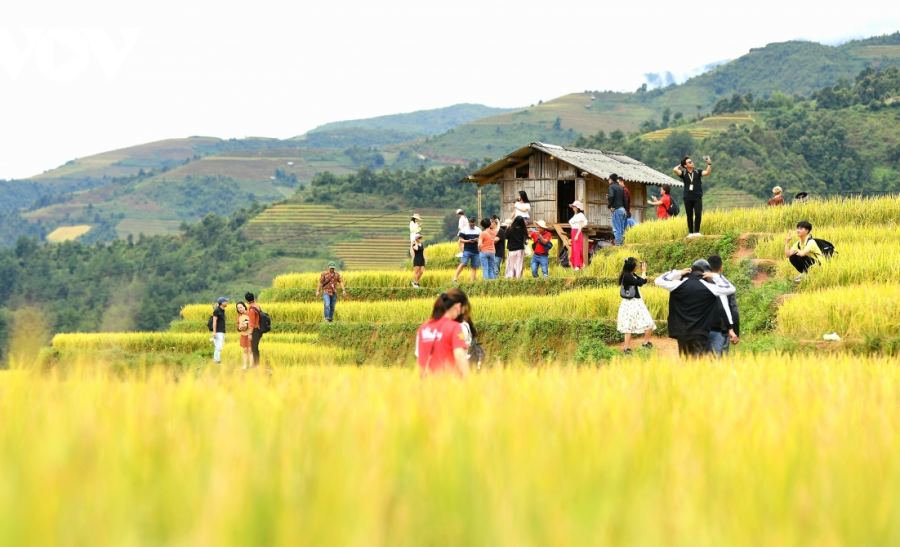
[611,336,679,358]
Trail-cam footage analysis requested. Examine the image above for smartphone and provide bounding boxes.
[640,261,646,268]
[703,155,710,162]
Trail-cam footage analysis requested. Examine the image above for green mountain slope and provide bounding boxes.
[306,103,516,136]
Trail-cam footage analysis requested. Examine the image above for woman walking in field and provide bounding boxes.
[410,233,426,288]
[568,200,588,270]
[504,216,527,278]
[617,257,656,354]
[415,289,472,378]
[235,301,254,369]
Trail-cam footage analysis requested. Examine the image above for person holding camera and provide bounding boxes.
[673,155,711,237]
[617,258,656,354]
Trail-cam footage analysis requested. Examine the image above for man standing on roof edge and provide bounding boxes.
[608,173,627,245]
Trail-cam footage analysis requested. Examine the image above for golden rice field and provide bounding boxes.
[181,288,672,325]
[626,196,900,244]
[777,284,900,339]
[4,355,900,546]
[45,224,92,243]
[52,332,318,352]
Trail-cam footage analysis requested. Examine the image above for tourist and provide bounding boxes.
[617,258,656,354]
[235,301,253,369]
[510,191,531,222]
[647,185,672,219]
[454,216,481,283]
[504,216,527,279]
[315,261,346,322]
[784,220,822,283]
[245,292,264,366]
[607,173,627,245]
[478,218,498,280]
[706,254,739,357]
[457,305,485,370]
[619,177,632,222]
[568,200,588,271]
[529,220,553,278]
[654,259,736,358]
[409,213,422,235]
[410,233,426,288]
[210,297,228,365]
[455,208,467,258]
[414,289,471,378]
[494,217,507,278]
[767,186,784,206]
[673,155,711,237]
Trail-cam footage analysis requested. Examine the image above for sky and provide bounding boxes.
[1,0,899,180]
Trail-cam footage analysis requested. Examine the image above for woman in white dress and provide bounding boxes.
[617,257,656,354]
[510,191,531,223]
[568,200,588,271]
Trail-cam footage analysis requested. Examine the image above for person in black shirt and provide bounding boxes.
[504,216,527,278]
[706,254,739,357]
[493,216,506,277]
[607,173,627,245]
[673,155,712,238]
[211,296,228,364]
[410,233,426,288]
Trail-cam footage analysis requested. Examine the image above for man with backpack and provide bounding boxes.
[209,297,228,365]
[245,292,269,366]
[785,220,824,283]
[648,185,678,219]
[316,261,347,322]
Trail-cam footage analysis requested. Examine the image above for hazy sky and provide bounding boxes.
[1,0,898,180]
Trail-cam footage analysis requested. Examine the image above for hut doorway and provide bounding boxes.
[557,180,575,224]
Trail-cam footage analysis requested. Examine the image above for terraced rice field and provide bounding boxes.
[640,114,756,141]
[245,204,446,269]
[45,225,92,243]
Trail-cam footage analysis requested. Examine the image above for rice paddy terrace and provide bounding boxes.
[46,194,900,366]
[244,204,446,270]
[640,114,757,142]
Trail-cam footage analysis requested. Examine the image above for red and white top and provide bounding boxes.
[415,316,468,376]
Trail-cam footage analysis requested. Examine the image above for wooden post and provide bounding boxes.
[477,187,482,221]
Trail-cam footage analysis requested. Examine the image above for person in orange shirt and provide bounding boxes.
[245,292,264,366]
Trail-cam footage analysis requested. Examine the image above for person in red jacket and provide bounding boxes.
[415,289,472,378]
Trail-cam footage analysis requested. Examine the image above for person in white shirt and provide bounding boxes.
[409,213,422,235]
[455,209,467,258]
[568,200,588,270]
[510,191,531,222]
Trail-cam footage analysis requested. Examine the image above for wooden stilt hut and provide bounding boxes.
[459,142,680,258]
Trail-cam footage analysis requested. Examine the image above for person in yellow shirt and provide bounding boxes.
[784,220,822,283]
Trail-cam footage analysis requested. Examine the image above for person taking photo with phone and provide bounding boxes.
[673,155,711,238]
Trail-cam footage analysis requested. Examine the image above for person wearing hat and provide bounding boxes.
[210,297,228,364]
[455,209,467,257]
[654,258,736,358]
[568,200,588,270]
[454,216,482,283]
[410,233,426,288]
[316,261,346,322]
[410,213,422,234]
[529,220,553,278]
[768,187,784,206]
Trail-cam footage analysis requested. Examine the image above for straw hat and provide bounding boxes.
[535,220,548,229]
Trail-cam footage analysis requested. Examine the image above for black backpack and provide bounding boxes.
[813,238,836,258]
[254,305,272,334]
[666,195,680,217]
[207,305,216,331]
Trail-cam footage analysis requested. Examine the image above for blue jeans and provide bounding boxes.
[460,250,479,268]
[494,256,503,278]
[612,207,627,245]
[479,252,497,279]
[708,331,730,357]
[323,293,337,321]
[531,253,549,278]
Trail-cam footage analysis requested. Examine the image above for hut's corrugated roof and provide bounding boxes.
[459,142,682,187]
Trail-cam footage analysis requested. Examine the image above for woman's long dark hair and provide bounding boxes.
[510,215,527,234]
[431,288,469,321]
[518,190,530,203]
[236,301,247,313]
[456,307,477,340]
[618,257,638,286]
